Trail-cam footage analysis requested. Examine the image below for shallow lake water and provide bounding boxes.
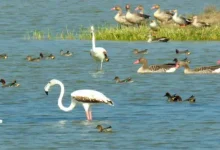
[0,0,220,150]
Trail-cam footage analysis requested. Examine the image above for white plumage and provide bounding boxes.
[90,26,109,70]
[44,79,114,121]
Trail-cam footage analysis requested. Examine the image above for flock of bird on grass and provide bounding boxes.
[0,4,219,132]
[111,4,211,42]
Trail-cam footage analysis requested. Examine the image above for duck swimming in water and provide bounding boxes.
[0,54,8,59]
[184,95,196,103]
[133,49,148,54]
[40,53,55,59]
[164,92,182,102]
[176,49,191,55]
[114,76,133,83]
[96,125,112,132]
[26,55,41,62]
[0,79,20,87]
[60,50,73,56]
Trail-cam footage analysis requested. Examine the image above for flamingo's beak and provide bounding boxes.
[133,60,140,64]
[45,91,48,95]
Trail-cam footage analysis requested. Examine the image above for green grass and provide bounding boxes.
[25,24,220,41]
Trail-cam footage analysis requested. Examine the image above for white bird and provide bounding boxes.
[44,79,114,121]
[0,120,2,123]
[90,26,109,71]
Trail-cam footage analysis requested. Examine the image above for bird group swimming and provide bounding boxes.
[0,4,218,127]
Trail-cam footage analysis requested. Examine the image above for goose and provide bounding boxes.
[149,20,160,31]
[0,54,8,59]
[90,26,109,71]
[114,76,133,83]
[192,16,210,28]
[44,79,114,121]
[147,34,169,43]
[177,61,220,74]
[164,92,182,102]
[133,49,148,54]
[151,4,173,23]
[133,57,178,73]
[111,5,134,26]
[184,95,196,103]
[172,9,191,26]
[40,53,55,59]
[60,50,73,56]
[176,49,191,55]
[125,4,149,26]
[26,55,41,62]
[134,5,151,18]
[0,79,20,87]
[96,125,112,132]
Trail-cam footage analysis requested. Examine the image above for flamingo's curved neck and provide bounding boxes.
[92,31,96,50]
[173,11,178,18]
[56,80,76,112]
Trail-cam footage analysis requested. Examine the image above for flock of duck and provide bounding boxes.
[0,4,219,132]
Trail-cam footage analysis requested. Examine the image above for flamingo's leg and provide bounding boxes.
[82,103,91,121]
[85,111,90,120]
[88,109,92,121]
[100,61,103,70]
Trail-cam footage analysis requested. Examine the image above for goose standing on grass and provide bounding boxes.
[0,54,8,59]
[90,26,109,71]
[135,5,151,18]
[60,50,73,56]
[0,79,20,87]
[177,61,220,74]
[125,4,150,26]
[151,4,173,23]
[44,79,114,121]
[149,20,160,31]
[172,9,191,26]
[192,16,210,28]
[111,5,134,27]
[133,57,178,73]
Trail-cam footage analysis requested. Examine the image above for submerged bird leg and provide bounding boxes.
[100,61,103,70]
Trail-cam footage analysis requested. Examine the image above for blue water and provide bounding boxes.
[1,0,220,149]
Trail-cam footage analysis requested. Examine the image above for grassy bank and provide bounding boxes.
[24,6,220,41]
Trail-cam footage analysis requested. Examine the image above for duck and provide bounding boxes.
[173,58,191,65]
[133,49,148,54]
[149,20,160,31]
[0,54,8,59]
[114,76,133,83]
[0,79,20,87]
[111,5,134,27]
[176,49,191,55]
[96,125,112,132]
[164,92,182,102]
[172,9,191,26]
[40,53,55,59]
[184,95,196,103]
[192,16,210,28]
[147,34,169,43]
[133,57,178,73]
[177,61,220,74]
[125,4,150,26]
[26,55,41,62]
[60,50,73,56]
[151,4,173,23]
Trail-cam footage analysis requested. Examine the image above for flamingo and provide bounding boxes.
[90,26,109,71]
[44,79,114,121]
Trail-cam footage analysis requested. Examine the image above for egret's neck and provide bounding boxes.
[56,80,76,112]
[92,31,96,50]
